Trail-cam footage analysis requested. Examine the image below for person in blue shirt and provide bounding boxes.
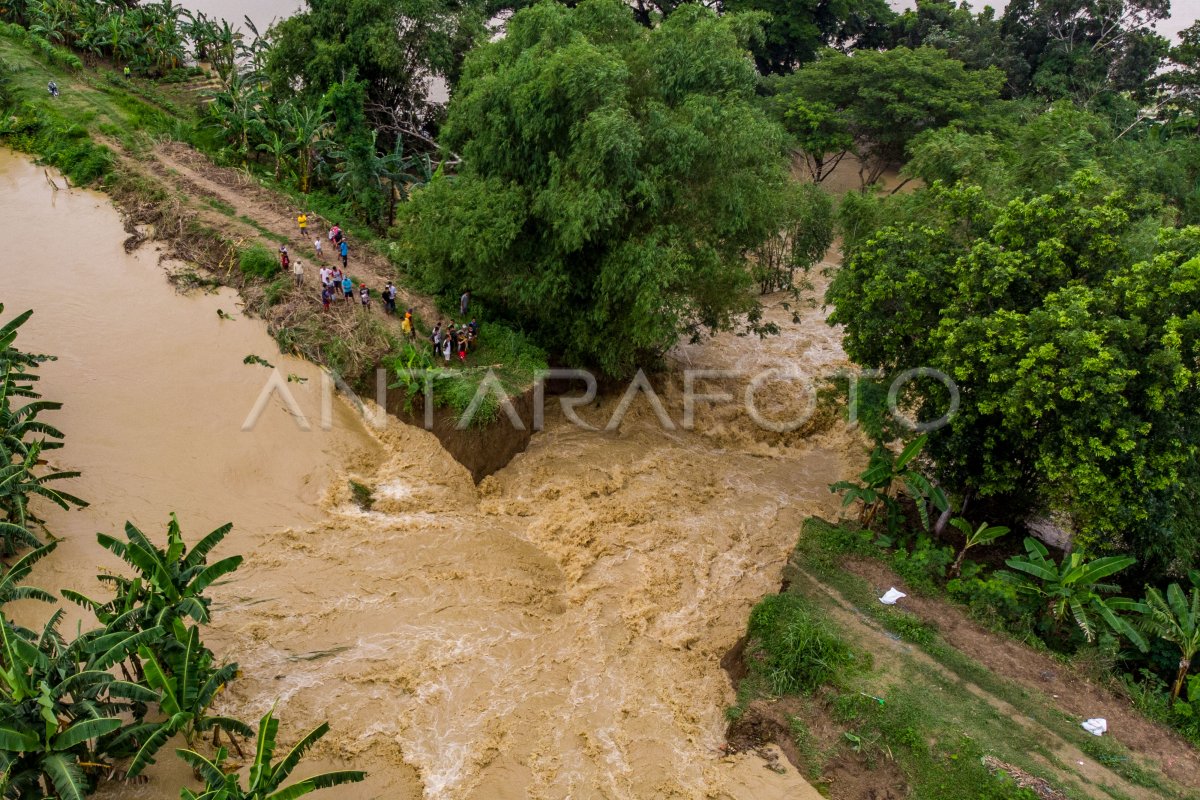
[341,275,353,302]
[339,239,349,268]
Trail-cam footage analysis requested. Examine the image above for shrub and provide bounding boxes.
[238,243,278,278]
[745,593,869,696]
[880,608,937,646]
[946,573,1033,629]
[889,535,954,592]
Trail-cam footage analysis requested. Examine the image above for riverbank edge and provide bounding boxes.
[0,35,536,479]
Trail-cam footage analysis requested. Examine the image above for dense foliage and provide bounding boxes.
[828,162,1200,577]
[400,0,796,376]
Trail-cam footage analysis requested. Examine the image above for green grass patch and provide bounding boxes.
[204,196,236,216]
[745,593,869,696]
[0,22,82,71]
[238,214,290,244]
[388,321,547,427]
[0,96,113,185]
[239,243,279,279]
[262,276,292,307]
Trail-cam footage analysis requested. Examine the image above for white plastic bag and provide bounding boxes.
[1081,718,1107,736]
[879,588,906,605]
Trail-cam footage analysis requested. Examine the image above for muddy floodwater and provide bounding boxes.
[3,149,860,799]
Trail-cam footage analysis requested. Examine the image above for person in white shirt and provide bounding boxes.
[293,259,304,287]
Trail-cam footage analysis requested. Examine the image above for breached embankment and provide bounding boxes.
[5,148,859,799]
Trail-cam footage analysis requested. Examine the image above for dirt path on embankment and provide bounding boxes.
[144,140,439,323]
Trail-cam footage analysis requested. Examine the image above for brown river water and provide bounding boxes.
[3,148,861,799]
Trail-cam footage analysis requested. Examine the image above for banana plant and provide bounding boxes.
[1004,537,1147,649]
[0,307,51,403]
[0,441,86,555]
[63,514,242,636]
[947,518,1009,578]
[123,621,250,778]
[0,305,86,555]
[0,542,57,608]
[830,434,948,534]
[1144,583,1200,705]
[0,611,158,799]
[177,707,365,800]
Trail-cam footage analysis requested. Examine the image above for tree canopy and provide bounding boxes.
[400,0,797,377]
[828,161,1200,576]
[888,0,1030,94]
[721,0,893,74]
[999,0,1169,104]
[772,46,1005,185]
[263,0,508,131]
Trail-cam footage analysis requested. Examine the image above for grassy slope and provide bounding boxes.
[728,517,1192,800]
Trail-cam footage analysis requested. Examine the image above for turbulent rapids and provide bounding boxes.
[4,149,863,799]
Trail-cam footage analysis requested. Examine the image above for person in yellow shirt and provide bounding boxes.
[297,212,308,239]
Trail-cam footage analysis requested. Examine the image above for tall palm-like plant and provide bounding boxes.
[27,0,70,45]
[1005,537,1147,649]
[99,11,132,64]
[377,136,435,229]
[63,514,242,637]
[256,128,295,182]
[207,72,266,163]
[177,707,365,800]
[829,433,948,533]
[122,621,250,777]
[288,101,332,194]
[0,306,86,556]
[1144,583,1200,705]
[0,440,85,555]
[0,611,159,799]
[0,542,56,607]
[207,18,240,85]
[947,518,1009,578]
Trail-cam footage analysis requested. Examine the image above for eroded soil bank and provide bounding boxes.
[5,149,857,799]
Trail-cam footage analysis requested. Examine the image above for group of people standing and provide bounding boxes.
[430,320,479,364]
[290,213,480,365]
[314,261,400,316]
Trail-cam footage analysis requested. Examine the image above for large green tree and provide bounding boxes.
[774,46,1004,186]
[827,170,1200,576]
[263,0,507,132]
[400,0,794,377]
[721,0,893,74]
[1000,0,1169,104]
[1159,20,1200,135]
[888,0,1029,94]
